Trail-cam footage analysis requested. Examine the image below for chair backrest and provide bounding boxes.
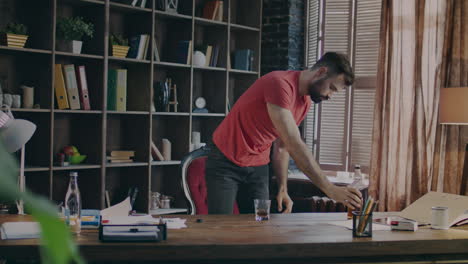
[181,147,239,215]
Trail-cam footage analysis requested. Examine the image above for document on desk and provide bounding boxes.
[104,215,187,229]
[0,222,41,240]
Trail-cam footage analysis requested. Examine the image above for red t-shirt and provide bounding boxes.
[212,71,311,167]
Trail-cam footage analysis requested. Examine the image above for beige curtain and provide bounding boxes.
[432,0,468,194]
[370,0,447,211]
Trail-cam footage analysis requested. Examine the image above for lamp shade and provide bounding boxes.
[0,111,36,153]
[439,87,468,125]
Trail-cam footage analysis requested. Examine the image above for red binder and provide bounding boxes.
[75,65,91,110]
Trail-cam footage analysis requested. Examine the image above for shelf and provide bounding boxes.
[11,108,51,113]
[151,161,181,166]
[154,61,191,68]
[107,110,149,115]
[53,164,101,171]
[109,56,151,64]
[194,17,227,27]
[152,112,190,116]
[192,113,226,117]
[0,46,52,55]
[54,110,103,114]
[62,0,105,6]
[230,23,261,32]
[25,166,50,172]
[109,1,152,13]
[154,10,192,21]
[229,69,259,75]
[193,65,227,72]
[55,51,104,59]
[106,162,149,168]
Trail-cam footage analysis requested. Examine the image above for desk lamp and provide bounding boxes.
[0,106,36,214]
[439,87,468,193]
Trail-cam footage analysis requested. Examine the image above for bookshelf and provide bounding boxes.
[0,0,262,213]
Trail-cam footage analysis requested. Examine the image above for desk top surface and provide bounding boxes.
[1,213,468,262]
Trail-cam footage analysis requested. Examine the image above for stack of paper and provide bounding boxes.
[0,222,40,240]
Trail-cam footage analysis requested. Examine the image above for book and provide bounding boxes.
[54,64,70,109]
[108,159,133,163]
[203,1,217,20]
[107,69,117,110]
[141,34,150,60]
[75,65,91,110]
[62,64,81,110]
[116,69,127,111]
[233,49,252,71]
[110,150,135,157]
[153,37,160,61]
[150,140,164,161]
[205,45,213,67]
[107,156,132,160]
[137,34,149,60]
[176,40,192,64]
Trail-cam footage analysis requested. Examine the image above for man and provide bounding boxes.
[206,52,362,214]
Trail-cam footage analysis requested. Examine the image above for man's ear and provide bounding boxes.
[316,67,328,78]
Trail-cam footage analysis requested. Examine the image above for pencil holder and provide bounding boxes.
[352,211,372,237]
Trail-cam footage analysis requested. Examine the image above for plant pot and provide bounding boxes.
[3,33,28,48]
[112,45,130,58]
[56,39,83,54]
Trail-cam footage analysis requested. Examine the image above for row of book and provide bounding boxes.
[203,0,224,21]
[107,150,135,163]
[196,44,221,67]
[54,64,91,110]
[127,34,161,61]
[232,49,254,71]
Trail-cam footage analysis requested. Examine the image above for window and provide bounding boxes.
[305,0,381,173]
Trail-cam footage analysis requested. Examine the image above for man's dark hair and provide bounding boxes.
[310,52,354,86]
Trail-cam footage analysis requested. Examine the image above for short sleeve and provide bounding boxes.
[264,76,294,110]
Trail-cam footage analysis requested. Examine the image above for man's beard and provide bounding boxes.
[308,77,328,104]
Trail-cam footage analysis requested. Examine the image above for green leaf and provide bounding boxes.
[0,140,86,264]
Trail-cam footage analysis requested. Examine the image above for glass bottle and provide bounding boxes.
[347,165,368,219]
[65,171,81,234]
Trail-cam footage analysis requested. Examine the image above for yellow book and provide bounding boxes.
[54,64,70,109]
[62,64,81,110]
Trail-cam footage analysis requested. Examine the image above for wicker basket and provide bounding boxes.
[112,45,130,58]
[4,33,28,48]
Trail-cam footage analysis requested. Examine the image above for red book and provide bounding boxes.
[75,65,91,110]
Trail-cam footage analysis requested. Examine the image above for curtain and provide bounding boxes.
[369,0,447,211]
[432,0,468,194]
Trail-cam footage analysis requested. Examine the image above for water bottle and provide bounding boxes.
[347,165,368,219]
[65,171,81,234]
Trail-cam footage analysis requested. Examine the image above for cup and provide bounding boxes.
[254,199,271,221]
[3,94,12,107]
[21,85,34,108]
[12,94,21,108]
[352,211,372,237]
[431,206,449,230]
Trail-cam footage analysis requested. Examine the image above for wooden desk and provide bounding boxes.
[2,213,468,263]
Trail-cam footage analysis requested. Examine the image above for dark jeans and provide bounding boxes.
[206,143,269,214]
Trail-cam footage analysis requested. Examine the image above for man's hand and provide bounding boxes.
[276,190,293,213]
[326,185,362,210]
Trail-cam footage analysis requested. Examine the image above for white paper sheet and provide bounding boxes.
[0,222,40,240]
[100,197,132,218]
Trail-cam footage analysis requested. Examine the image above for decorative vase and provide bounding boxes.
[4,33,28,48]
[193,51,206,67]
[154,82,169,112]
[56,39,83,54]
[112,45,130,58]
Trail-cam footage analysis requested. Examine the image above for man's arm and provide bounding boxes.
[267,103,362,209]
[272,139,293,213]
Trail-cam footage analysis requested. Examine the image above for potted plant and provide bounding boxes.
[56,16,94,54]
[2,22,28,48]
[110,34,129,58]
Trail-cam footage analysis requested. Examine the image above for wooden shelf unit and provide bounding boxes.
[0,0,262,212]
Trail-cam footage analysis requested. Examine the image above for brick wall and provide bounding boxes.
[262,0,305,75]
